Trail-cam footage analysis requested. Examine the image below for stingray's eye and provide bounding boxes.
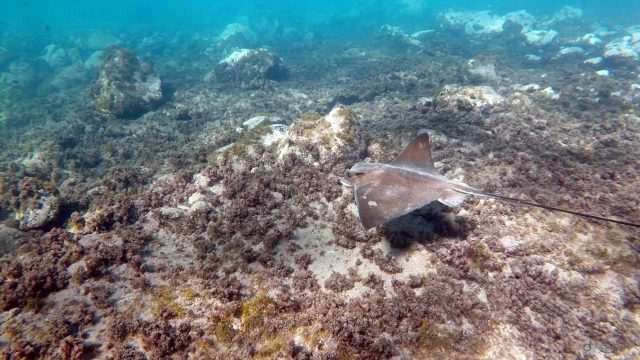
[346,171,363,178]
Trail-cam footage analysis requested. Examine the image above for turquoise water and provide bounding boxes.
[2,1,639,32]
[1,0,639,359]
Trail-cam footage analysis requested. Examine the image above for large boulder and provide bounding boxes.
[91,46,163,118]
[213,48,286,87]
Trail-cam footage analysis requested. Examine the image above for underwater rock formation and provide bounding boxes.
[603,28,640,65]
[16,189,60,231]
[1,5,639,358]
[440,9,567,48]
[213,48,286,87]
[40,44,75,69]
[433,85,504,112]
[91,46,163,118]
[277,106,361,164]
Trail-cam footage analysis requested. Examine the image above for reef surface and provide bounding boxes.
[0,7,639,360]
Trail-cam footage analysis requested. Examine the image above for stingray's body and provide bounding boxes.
[342,133,639,230]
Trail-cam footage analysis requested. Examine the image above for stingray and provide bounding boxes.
[341,133,640,230]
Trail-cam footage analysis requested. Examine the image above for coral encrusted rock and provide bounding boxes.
[16,190,60,230]
[92,46,163,118]
[277,106,362,164]
[434,85,504,112]
[213,48,286,86]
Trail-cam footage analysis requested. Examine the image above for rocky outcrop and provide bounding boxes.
[213,48,286,87]
[277,106,361,164]
[92,46,163,118]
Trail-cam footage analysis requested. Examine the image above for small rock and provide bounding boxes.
[243,115,283,130]
[523,29,558,46]
[540,86,560,100]
[261,124,289,146]
[604,35,639,64]
[584,57,602,65]
[557,46,585,57]
[467,59,497,81]
[580,33,602,46]
[434,85,504,111]
[17,190,60,230]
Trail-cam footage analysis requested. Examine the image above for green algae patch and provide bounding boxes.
[415,318,458,356]
[412,317,491,358]
[212,316,236,346]
[468,241,504,273]
[150,287,187,319]
[182,288,200,300]
[205,291,293,356]
[240,291,278,331]
[255,336,287,359]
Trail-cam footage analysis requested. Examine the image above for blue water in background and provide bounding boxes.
[1,1,639,44]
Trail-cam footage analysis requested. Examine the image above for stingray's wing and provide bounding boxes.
[352,170,460,230]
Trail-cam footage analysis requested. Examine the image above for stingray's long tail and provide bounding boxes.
[453,187,640,228]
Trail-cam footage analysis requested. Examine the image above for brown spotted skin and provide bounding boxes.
[351,166,456,229]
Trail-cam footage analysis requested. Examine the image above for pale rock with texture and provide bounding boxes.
[557,46,585,56]
[16,190,60,230]
[540,86,560,99]
[580,33,602,46]
[243,115,284,130]
[584,57,602,65]
[604,36,639,62]
[92,47,163,118]
[467,59,497,81]
[503,10,536,31]
[523,29,558,46]
[278,106,359,163]
[214,48,285,85]
[440,10,506,35]
[261,124,289,146]
[219,49,252,66]
[435,85,505,111]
